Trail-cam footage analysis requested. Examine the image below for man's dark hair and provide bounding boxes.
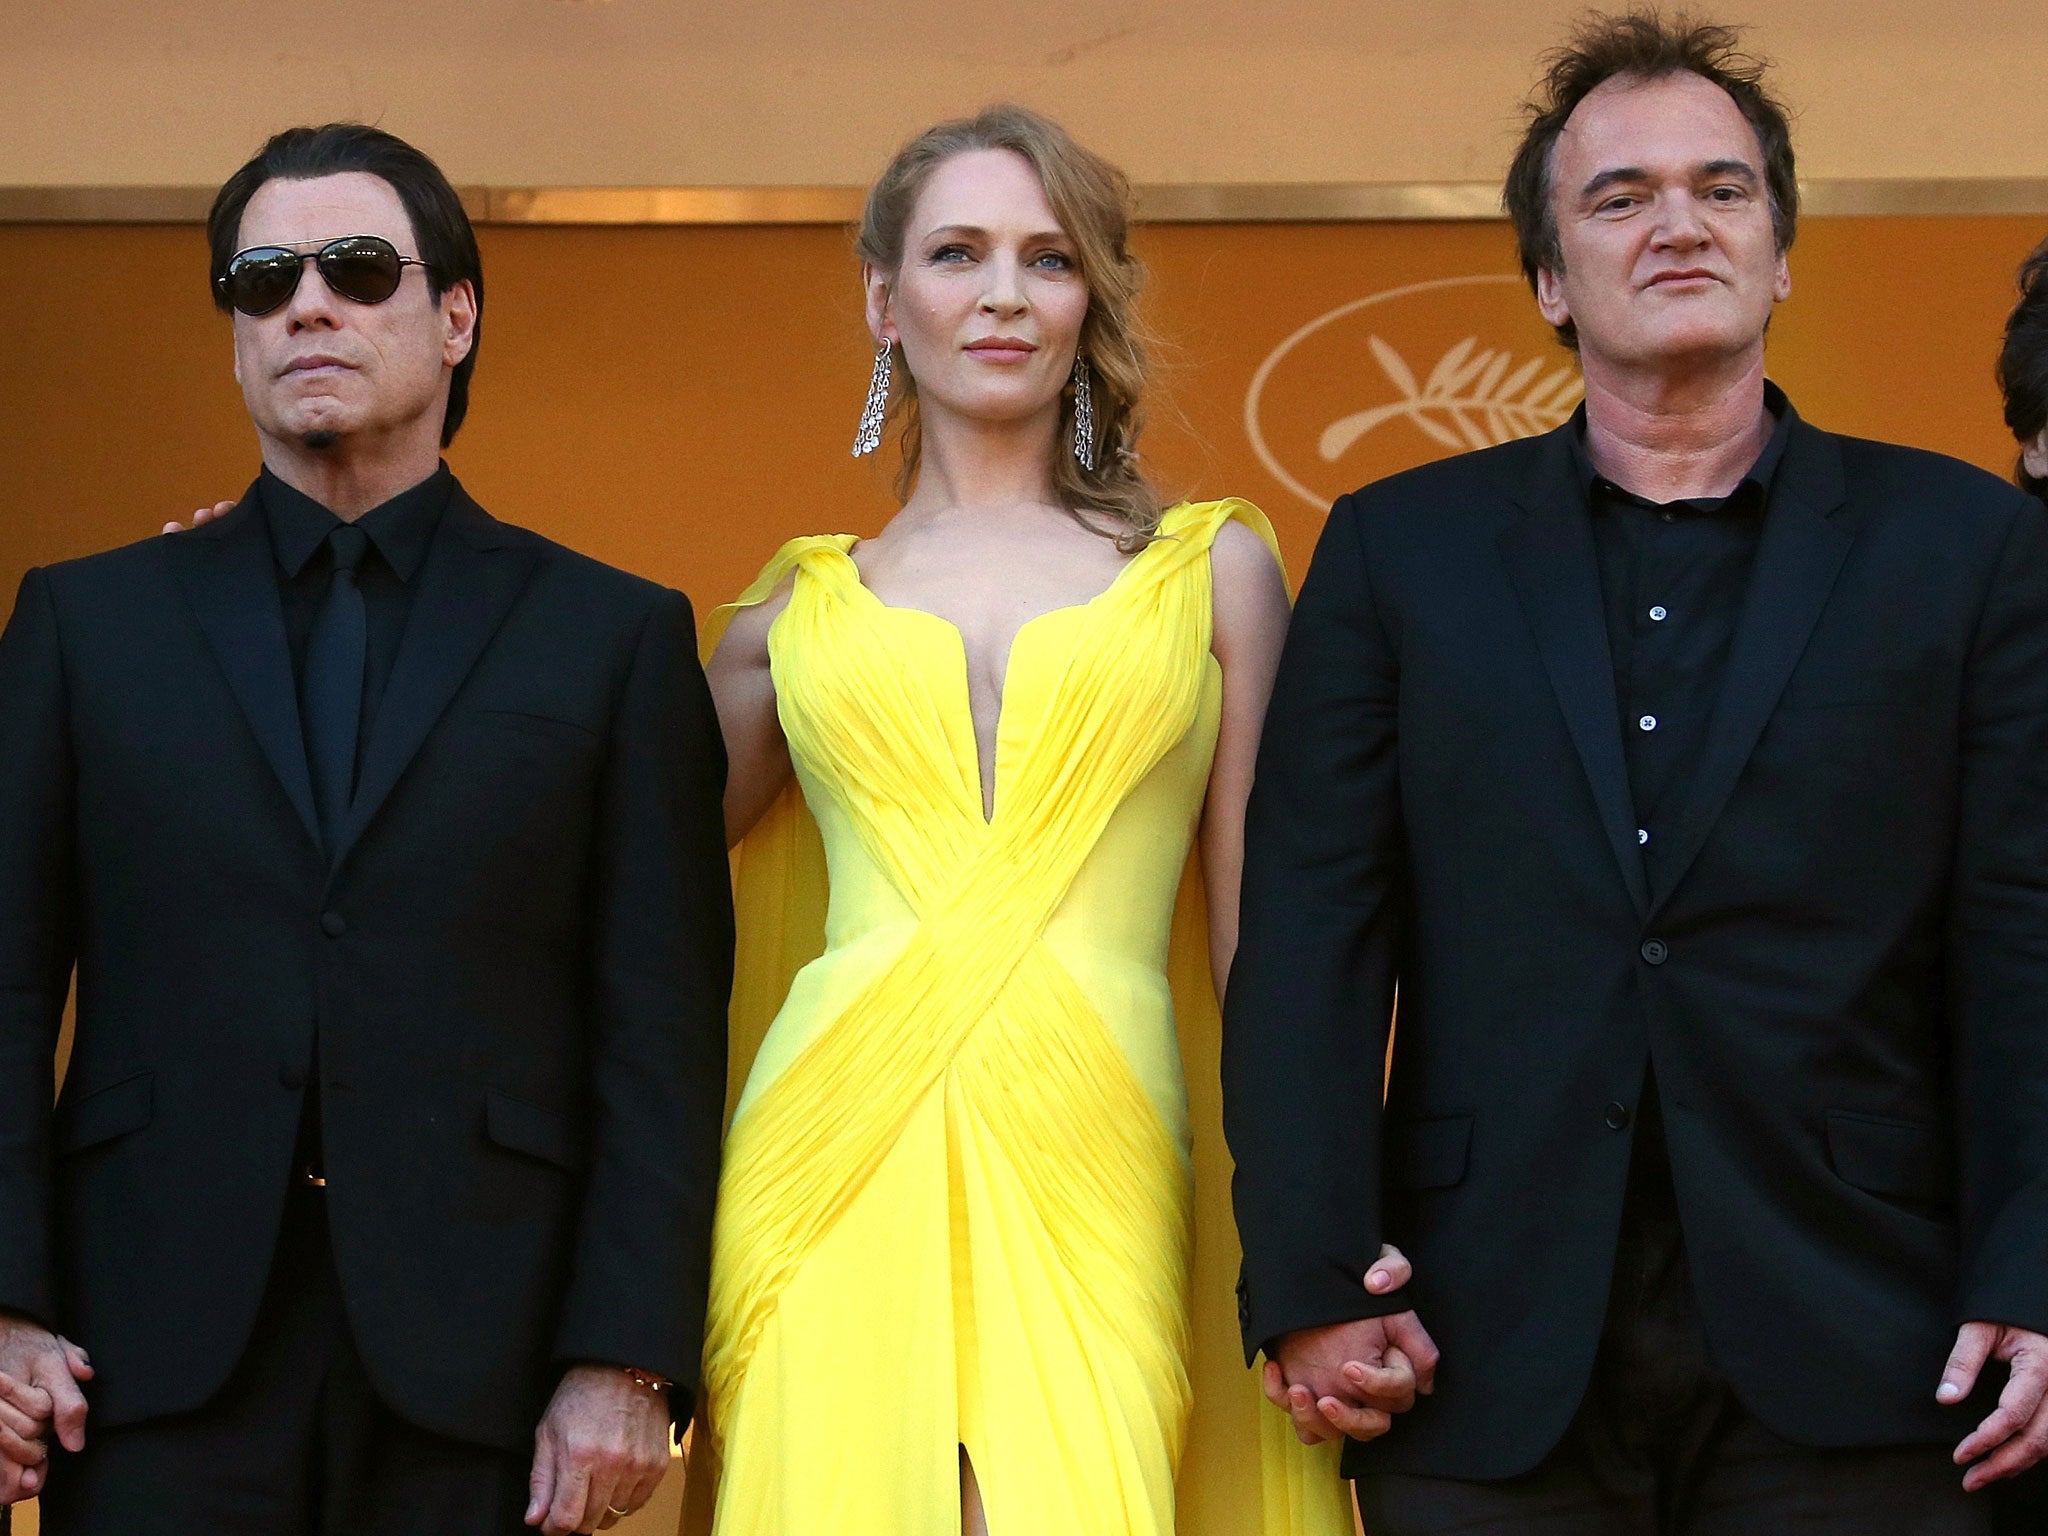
[207,124,483,446]
[1503,10,1799,349]
[1999,238,2048,503]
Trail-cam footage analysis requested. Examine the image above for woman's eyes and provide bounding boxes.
[923,245,1075,270]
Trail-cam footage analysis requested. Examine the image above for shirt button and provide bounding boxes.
[1604,1102,1632,1130]
[1637,828,1650,845]
[1659,511,1678,524]
[1639,715,1658,732]
[1649,606,1668,622]
[1641,938,1669,965]
[320,911,347,938]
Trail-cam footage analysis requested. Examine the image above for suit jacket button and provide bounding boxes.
[1604,1101,1632,1130]
[320,911,347,938]
[1640,938,1668,965]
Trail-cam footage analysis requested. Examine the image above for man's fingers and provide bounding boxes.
[1963,1395,2048,1491]
[1284,1382,1339,1445]
[1956,1343,2048,1465]
[0,1395,43,1443]
[0,1420,46,1467]
[577,1462,624,1535]
[36,1360,87,1453]
[1385,1310,1442,1396]
[1366,1243,1412,1295]
[1941,1321,1998,1406]
[1316,1394,1394,1441]
[1261,1359,1290,1411]
[58,1337,92,1381]
[0,1377,49,1420]
[1339,1351,1417,1414]
[524,1438,556,1527]
[545,1458,592,1536]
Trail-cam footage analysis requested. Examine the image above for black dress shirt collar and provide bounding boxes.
[260,462,454,581]
[1570,381,1795,516]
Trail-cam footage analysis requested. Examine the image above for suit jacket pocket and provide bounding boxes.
[55,1073,153,1156]
[1386,1113,1473,1190]
[1825,1110,1951,1206]
[484,1090,584,1170]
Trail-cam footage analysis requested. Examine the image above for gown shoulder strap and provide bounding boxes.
[699,534,859,660]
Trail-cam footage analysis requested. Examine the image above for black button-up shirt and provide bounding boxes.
[263,464,450,1182]
[1572,385,1793,1363]
[261,462,452,785]
[1575,384,1793,886]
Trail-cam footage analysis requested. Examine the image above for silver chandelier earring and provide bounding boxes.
[852,339,893,458]
[1071,355,1097,471]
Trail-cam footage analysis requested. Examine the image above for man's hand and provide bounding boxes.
[162,500,234,536]
[1942,1321,2048,1490]
[0,1372,54,1505]
[525,1365,672,1534]
[1262,1244,1440,1446]
[0,1317,91,1504]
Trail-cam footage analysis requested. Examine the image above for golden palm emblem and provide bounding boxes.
[1320,335,1585,458]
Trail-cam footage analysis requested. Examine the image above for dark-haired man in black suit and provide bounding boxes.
[1227,15,2048,1534]
[0,125,732,1535]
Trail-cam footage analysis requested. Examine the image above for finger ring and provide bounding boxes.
[607,1507,631,1517]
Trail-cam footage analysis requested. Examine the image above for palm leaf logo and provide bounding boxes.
[1318,336,1584,460]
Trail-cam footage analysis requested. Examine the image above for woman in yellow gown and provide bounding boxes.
[695,106,1395,1536]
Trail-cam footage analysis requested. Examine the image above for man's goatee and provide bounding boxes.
[302,429,339,450]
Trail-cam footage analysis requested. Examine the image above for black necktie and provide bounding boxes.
[303,524,369,849]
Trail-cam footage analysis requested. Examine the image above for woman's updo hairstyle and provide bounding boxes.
[856,104,1161,546]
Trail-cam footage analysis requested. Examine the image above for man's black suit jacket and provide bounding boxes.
[1224,408,2048,1480]
[0,482,734,1452]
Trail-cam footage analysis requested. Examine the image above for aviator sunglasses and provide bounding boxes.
[215,235,434,317]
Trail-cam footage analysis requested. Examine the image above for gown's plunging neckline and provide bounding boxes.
[838,541,1148,824]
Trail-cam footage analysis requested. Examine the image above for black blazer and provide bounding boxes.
[1224,408,2048,1480]
[0,483,733,1452]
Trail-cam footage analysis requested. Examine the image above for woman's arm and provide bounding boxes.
[703,578,796,847]
[1200,518,1293,1002]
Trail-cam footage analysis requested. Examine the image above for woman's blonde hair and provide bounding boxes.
[856,104,1162,545]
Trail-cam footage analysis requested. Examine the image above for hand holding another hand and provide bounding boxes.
[0,1315,92,1504]
[526,1364,672,1533]
[1263,1244,1440,1447]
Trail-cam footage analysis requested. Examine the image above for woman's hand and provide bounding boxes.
[162,499,235,535]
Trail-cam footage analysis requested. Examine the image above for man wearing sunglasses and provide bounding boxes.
[0,124,734,1535]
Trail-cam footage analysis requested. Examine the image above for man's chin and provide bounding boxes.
[301,428,342,450]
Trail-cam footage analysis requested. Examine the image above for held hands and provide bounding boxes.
[1942,1321,2048,1490]
[0,1315,92,1504]
[162,500,235,535]
[1263,1244,1440,1447]
[526,1364,672,1534]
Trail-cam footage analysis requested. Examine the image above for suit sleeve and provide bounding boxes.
[1950,491,2048,1338]
[0,568,76,1328]
[553,586,734,1405]
[1222,493,1409,1362]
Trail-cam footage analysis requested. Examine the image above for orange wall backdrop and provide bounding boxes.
[0,213,2042,1536]
[2,214,2042,624]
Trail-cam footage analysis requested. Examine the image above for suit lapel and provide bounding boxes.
[331,489,536,867]
[1652,422,1853,908]
[166,491,323,851]
[1499,428,1651,919]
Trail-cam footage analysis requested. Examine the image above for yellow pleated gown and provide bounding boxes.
[695,500,1351,1536]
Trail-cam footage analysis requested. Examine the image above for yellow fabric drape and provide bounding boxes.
[684,502,1351,1536]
